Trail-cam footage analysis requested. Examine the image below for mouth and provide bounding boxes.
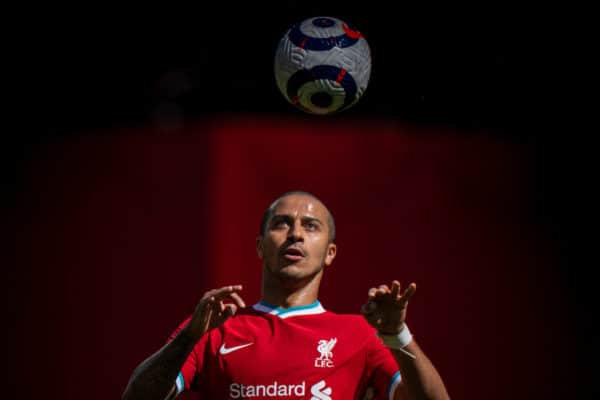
[281,246,305,261]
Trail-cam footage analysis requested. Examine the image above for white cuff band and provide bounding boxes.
[378,324,413,350]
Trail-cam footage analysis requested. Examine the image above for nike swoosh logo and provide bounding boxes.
[219,342,254,355]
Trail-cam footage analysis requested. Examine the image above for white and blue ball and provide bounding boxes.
[274,16,372,115]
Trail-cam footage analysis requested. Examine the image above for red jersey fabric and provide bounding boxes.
[169,301,401,400]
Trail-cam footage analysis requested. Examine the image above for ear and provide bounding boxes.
[324,243,337,266]
[256,236,264,259]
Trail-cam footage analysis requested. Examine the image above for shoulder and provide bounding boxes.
[323,310,367,322]
[322,311,376,332]
[318,312,384,353]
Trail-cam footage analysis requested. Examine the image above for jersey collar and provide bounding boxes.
[252,300,326,318]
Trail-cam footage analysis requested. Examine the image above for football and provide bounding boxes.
[274,16,372,115]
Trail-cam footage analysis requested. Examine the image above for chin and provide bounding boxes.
[277,265,305,278]
[277,263,322,281]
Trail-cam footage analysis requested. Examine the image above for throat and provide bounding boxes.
[261,268,323,309]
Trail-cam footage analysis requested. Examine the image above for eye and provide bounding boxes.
[305,221,319,231]
[271,219,290,230]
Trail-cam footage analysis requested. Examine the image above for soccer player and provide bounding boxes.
[122,191,450,400]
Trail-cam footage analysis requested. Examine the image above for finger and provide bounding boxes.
[368,288,377,299]
[229,292,246,308]
[200,295,218,309]
[207,285,244,301]
[210,304,236,328]
[369,285,391,300]
[210,298,224,314]
[373,287,389,299]
[216,284,243,297]
[399,283,417,304]
[224,303,238,316]
[390,280,400,298]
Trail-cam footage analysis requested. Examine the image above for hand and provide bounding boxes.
[184,285,246,339]
[361,280,416,334]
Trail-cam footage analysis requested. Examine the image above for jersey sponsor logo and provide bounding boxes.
[229,381,305,398]
[310,380,332,400]
[219,342,254,355]
[315,338,337,368]
[229,380,331,399]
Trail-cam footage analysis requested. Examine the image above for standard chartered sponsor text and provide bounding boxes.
[230,381,305,398]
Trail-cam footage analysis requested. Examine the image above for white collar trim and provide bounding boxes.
[252,300,325,318]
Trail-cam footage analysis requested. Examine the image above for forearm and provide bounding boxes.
[122,328,199,400]
[391,339,449,400]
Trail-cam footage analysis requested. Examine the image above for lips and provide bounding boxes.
[282,246,305,260]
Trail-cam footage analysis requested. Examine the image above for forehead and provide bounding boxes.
[272,195,329,219]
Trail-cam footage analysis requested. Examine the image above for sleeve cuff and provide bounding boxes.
[175,372,185,394]
[387,371,401,400]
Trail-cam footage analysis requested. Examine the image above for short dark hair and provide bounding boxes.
[259,191,336,243]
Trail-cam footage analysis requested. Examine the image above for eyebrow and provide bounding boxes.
[301,216,323,226]
[270,214,324,225]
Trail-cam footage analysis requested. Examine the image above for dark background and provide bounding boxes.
[20,2,568,134]
[8,2,594,399]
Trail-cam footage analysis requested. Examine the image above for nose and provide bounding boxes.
[287,219,304,241]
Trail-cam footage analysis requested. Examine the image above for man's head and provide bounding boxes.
[256,191,337,284]
[259,191,336,243]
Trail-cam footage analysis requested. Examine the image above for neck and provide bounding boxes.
[261,268,323,309]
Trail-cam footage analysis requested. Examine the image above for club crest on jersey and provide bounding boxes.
[314,338,337,368]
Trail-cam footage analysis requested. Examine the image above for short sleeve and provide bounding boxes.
[364,330,402,400]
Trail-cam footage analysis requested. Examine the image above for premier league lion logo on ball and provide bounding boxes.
[274,16,372,115]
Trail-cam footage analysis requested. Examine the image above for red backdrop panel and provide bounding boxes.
[12,115,570,399]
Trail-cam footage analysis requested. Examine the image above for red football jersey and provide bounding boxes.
[169,301,401,400]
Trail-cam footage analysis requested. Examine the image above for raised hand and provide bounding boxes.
[184,285,246,339]
[361,280,416,334]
